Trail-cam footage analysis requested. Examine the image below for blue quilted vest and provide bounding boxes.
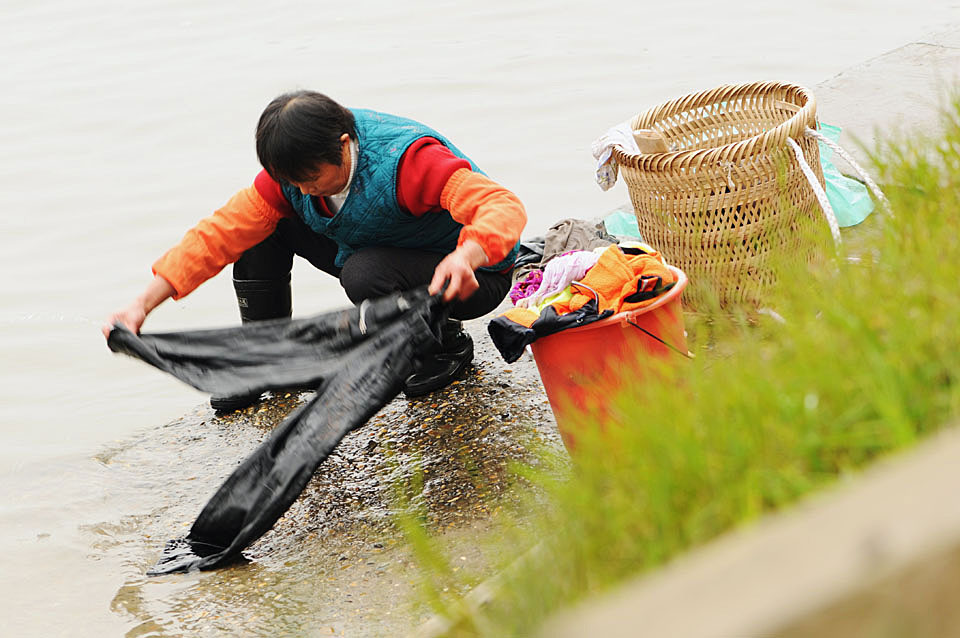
[281,109,519,272]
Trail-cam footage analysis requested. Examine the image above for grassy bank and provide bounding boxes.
[402,101,960,637]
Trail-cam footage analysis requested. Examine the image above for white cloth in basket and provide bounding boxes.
[591,121,641,191]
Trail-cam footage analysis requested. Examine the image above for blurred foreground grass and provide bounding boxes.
[402,99,960,637]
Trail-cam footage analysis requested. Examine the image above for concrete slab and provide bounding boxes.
[816,40,960,165]
[923,24,960,48]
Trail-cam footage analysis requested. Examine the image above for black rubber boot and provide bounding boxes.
[211,276,292,413]
[234,276,293,322]
[403,319,474,398]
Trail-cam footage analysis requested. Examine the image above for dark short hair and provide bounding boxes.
[255,91,357,183]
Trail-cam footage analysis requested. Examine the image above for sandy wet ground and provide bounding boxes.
[87,316,560,636]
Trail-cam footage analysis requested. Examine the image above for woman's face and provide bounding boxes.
[290,133,352,197]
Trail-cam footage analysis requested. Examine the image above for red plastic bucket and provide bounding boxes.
[530,265,688,450]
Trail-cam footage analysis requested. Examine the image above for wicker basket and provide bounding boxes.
[614,82,826,310]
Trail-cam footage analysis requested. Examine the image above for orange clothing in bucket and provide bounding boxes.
[553,245,677,316]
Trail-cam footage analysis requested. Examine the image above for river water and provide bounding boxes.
[1,1,957,635]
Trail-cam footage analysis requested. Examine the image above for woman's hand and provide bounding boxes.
[429,240,488,302]
[102,274,176,339]
[102,302,148,338]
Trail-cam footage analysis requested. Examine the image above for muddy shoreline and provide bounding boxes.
[91,312,562,637]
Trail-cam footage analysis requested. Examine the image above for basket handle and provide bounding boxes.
[786,136,842,248]
[803,127,893,216]
[788,127,892,250]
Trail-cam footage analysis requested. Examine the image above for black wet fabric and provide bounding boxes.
[487,298,613,363]
[107,288,444,574]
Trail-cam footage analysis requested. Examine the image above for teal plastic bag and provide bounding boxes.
[603,206,643,239]
[819,123,874,227]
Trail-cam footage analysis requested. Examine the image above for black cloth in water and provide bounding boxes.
[107,288,444,574]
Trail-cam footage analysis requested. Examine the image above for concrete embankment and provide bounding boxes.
[817,24,960,163]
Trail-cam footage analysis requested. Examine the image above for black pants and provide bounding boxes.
[233,216,512,320]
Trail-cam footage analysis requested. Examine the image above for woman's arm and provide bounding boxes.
[101,274,175,337]
[396,140,527,301]
[103,179,290,339]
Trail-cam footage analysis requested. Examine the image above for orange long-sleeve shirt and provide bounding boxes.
[153,138,526,299]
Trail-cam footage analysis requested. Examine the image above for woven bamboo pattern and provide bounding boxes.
[613,82,826,310]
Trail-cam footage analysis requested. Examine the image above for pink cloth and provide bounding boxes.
[516,250,601,309]
[509,269,543,305]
